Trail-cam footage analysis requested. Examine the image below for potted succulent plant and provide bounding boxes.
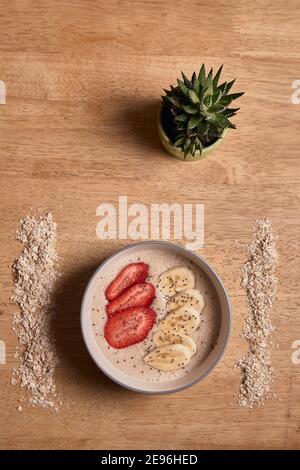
[158,64,244,161]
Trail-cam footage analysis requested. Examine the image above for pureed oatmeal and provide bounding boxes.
[91,248,221,383]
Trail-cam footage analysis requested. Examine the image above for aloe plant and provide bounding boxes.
[161,64,244,157]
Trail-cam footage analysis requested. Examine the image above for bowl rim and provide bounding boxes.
[81,240,232,394]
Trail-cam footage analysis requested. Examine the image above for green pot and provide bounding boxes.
[157,106,228,162]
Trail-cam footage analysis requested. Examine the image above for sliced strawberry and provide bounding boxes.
[105,262,149,301]
[104,306,156,349]
[106,282,155,317]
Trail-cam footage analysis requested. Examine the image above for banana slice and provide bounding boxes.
[153,330,197,356]
[143,344,192,371]
[157,306,200,335]
[158,266,195,296]
[166,288,205,313]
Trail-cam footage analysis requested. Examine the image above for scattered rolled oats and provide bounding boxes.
[235,219,278,408]
[11,213,61,411]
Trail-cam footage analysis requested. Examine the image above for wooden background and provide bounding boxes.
[0,0,300,450]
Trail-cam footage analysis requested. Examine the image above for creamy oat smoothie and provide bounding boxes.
[91,248,221,383]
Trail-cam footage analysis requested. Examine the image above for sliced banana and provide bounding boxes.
[153,330,197,356]
[166,288,205,313]
[158,266,195,296]
[157,306,200,335]
[144,344,192,371]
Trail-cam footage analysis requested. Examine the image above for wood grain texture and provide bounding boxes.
[0,0,300,450]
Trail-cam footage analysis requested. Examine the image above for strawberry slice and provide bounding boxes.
[105,262,149,301]
[104,306,156,349]
[106,282,155,317]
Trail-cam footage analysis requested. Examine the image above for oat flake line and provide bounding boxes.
[11,212,61,411]
[235,218,278,408]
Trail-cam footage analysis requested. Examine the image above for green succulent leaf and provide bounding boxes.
[164,95,182,109]
[221,92,244,106]
[200,86,209,102]
[205,76,213,97]
[223,107,239,117]
[174,113,189,122]
[228,91,244,99]
[225,79,236,94]
[217,81,227,94]
[207,68,213,81]
[176,124,186,131]
[184,138,191,156]
[209,104,225,113]
[212,65,223,87]
[228,121,236,129]
[208,120,222,135]
[188,89,200,104]
[197,120,209,135]
[204,94,212,108]
[170,85,179,95]
[195,137,203,154]
[212,114,232,128]
[188,115,202,129]
[198,64,206,85]
[174,136,185,147]
[212,90,222,104]
[182,104,198,114]
[177,79,189,97]
[193,79,201,95]
[181,72,193,89]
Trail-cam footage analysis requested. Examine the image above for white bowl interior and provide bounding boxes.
[81,242,231,394]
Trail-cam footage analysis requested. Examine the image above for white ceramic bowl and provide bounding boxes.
[81,241,231,394]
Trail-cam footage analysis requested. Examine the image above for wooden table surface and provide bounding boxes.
[1,0,300,451]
